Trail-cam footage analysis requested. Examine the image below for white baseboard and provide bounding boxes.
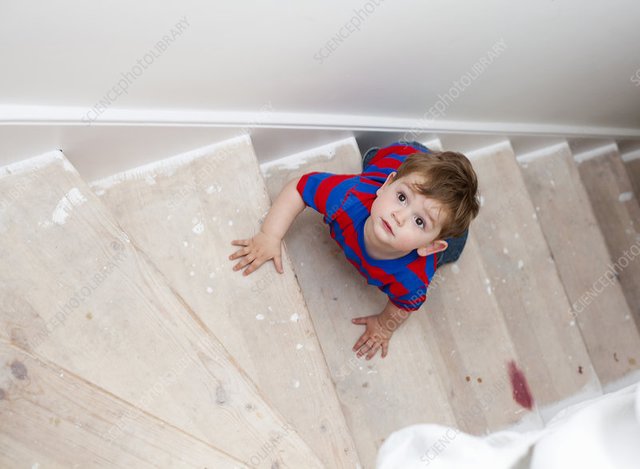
[1,105,639,181]
[2,105,640,138]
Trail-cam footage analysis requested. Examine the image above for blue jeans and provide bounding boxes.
[362,141,468,268]
[435,230,468,268]
[362,140,432,169]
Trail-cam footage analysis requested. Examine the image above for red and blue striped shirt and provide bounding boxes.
[296,142,437,311]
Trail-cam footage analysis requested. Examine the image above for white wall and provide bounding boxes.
[0,0,639,174]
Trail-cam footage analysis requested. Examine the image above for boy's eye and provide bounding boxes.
[415,217,425,228]
[397,192,406,202]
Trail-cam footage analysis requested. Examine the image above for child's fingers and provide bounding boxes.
[229,251,247,270]
[243,264,258,276]
[352,333,369,352]
[381,342,389,358]
[366,344,380,360]
[231,239,250,246]
[356,338,374,357]
[351,317,367,325]
[243,257,266,276]
[233,254,256,272]
[228,248,247,260]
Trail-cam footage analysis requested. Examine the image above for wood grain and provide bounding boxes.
[0,341,247,468]
[519,143,640,385]
[469,142,601,418]
[0,151,322,468]
[91,136,359,468]
[577,148,640,330]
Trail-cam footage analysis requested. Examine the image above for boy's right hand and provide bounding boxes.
[229,231,284,276]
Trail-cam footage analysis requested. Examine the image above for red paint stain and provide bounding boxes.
[508,361,533,410]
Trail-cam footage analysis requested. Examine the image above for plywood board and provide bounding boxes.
[91,136,359,468]
[0,151,322,468]
[519,143,640,385]
[0,341,247,468]
[577,148,640,330]
[469,142,601,417]
[419,234,543,433]
[624,158,640,201]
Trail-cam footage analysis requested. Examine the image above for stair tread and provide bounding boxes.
[0,151,322,468]
[262,138,459,468]
[0,341,247,468]
[519,143,640,386]
[90,136,358,468]
[576,146,640,329]
[469,142,601,414]
[624,157,640,201]
[399,139,545,433]
[420,230,544,433]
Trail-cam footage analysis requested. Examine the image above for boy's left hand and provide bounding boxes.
[352,314,393,360]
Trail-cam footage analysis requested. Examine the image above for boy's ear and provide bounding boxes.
[417,239,448,257]
[376,172,396,195]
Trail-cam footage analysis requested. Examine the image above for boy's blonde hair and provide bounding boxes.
[394,151,480,239]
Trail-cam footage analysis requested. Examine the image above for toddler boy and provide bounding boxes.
[229,141,480,360]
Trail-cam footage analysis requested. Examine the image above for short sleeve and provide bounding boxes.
[388,288,426,312]
[296,172,356,221]
[382,273,429,312]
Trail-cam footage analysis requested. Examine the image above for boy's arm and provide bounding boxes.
[351,299,412,360]
[229,177,305,275]
[260,177,306,239]
[378,299,411,332]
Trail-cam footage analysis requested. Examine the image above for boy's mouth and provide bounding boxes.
[381,218,394,235]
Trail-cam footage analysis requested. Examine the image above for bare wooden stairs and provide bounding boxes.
[1,134,639,468]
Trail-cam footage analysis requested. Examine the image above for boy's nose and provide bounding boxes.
[392,211,404,226]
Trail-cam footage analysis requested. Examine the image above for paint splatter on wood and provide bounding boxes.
[508,361,533,410]
[10,360,28,380]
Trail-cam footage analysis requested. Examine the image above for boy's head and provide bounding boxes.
[368,150,480,258]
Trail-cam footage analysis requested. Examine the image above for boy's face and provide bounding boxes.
[368,172,449,258]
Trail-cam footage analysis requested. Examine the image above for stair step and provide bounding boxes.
[621,149,640,202]
[0,342,247,468]
[90,136,358,468]
[518,142,640,387]
[0,151,322,468]
[468,141,602,418]
[262,137,458,468]
[398,138,544,434]
[575,144,640,330]
[419,212,544,432]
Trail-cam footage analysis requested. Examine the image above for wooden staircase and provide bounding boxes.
[90,137,358,468]
[0,148,324,468]
[1,134,639,468]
